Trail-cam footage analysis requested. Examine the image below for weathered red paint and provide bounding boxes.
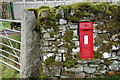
[79,22,93,59]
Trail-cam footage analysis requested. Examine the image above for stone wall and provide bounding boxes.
[25,2,120,78]
[40,21,120,78]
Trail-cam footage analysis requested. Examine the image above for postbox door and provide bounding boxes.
[80,30,93,59]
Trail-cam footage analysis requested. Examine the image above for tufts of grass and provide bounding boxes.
[0,22,11,31]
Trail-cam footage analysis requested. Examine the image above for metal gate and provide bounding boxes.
[0,19,21,72]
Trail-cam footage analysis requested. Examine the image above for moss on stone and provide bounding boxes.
[49,32,56,38]
[64,60,77,69]
[26,2,119,31]
[94,51,102,59]
[44,56,55,67]
[64,53,73,61]
[104,59,112,65]
[64,31,73,42]
[53,61,63,68]
[25,2,120,62]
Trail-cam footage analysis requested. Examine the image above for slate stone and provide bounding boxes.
[72,47,80,53]
[47,27,54,32]
[43,69,61,76]
[112,45,119,50]
[59,27,66,32]
[65,65,83,72]
[72,38,78,41]
[43,41,52,46]
[69,24,78,30]
[73,30,78,36]
[45,38,56,41]
[47,53,54,57]
[43,33,50,38]
[59,19,67,25]
[41,11,48,18]
[103,52,111,58]
[92,59,101,64]
[55,56,62,62]
[43,56,47,61]
[99,70,107,74]
[70,10,76,16]
[111,52,117,57]
[111,34,118,40]
[89,64,98,68]
[103,40,108,43]
[97,65,106,71]
[74,41,80,46]
[109,61,119,71]
[84,66,96,73]
[41,28,47,33]
[74,73,85,78]
[117,51,120,56]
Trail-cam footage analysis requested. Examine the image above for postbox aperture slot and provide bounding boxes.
[84,35,88,44]
[82,29,91,31]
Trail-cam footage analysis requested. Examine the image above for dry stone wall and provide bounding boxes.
[40,21,120,78]
[25,2,120,78]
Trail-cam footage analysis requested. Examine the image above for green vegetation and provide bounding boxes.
[44,56,55,67]
[25,2,120,31]
[2,34,21,54]
[64,60,78,68]
[0,22,11,31]
[0,63,20,78]
[49,32,56,38]
[94,71,120,79]
[0,34,20,78]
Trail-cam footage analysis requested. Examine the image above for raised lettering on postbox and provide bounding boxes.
[81,23,91,28]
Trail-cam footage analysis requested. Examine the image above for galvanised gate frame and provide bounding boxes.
[0,19,21,72]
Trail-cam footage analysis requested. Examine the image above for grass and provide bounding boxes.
[2,34,21,55]
[0,22,11,31]
[0,34,21,78]
[0,62,20,79]
[95,74,120,79]
[0,20,21,78]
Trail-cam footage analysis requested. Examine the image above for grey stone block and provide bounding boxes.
[84,66,96,73]
[103,52,111,58]
[43,33,50,38]
[59,19,67,25]
[69,24,78,30]
[74,73,85,78]
[89,64,99,68]
[109,61,119,71]
[73,30,78,36]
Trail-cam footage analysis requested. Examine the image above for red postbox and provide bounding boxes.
[79,21,93,59]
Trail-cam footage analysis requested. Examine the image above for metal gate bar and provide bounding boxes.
[0,35,21,44]
[0,42,21,52]
[0,49,20,59]
[0,54,20,65]
[0,19,21,72]
[0,60,20,72]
